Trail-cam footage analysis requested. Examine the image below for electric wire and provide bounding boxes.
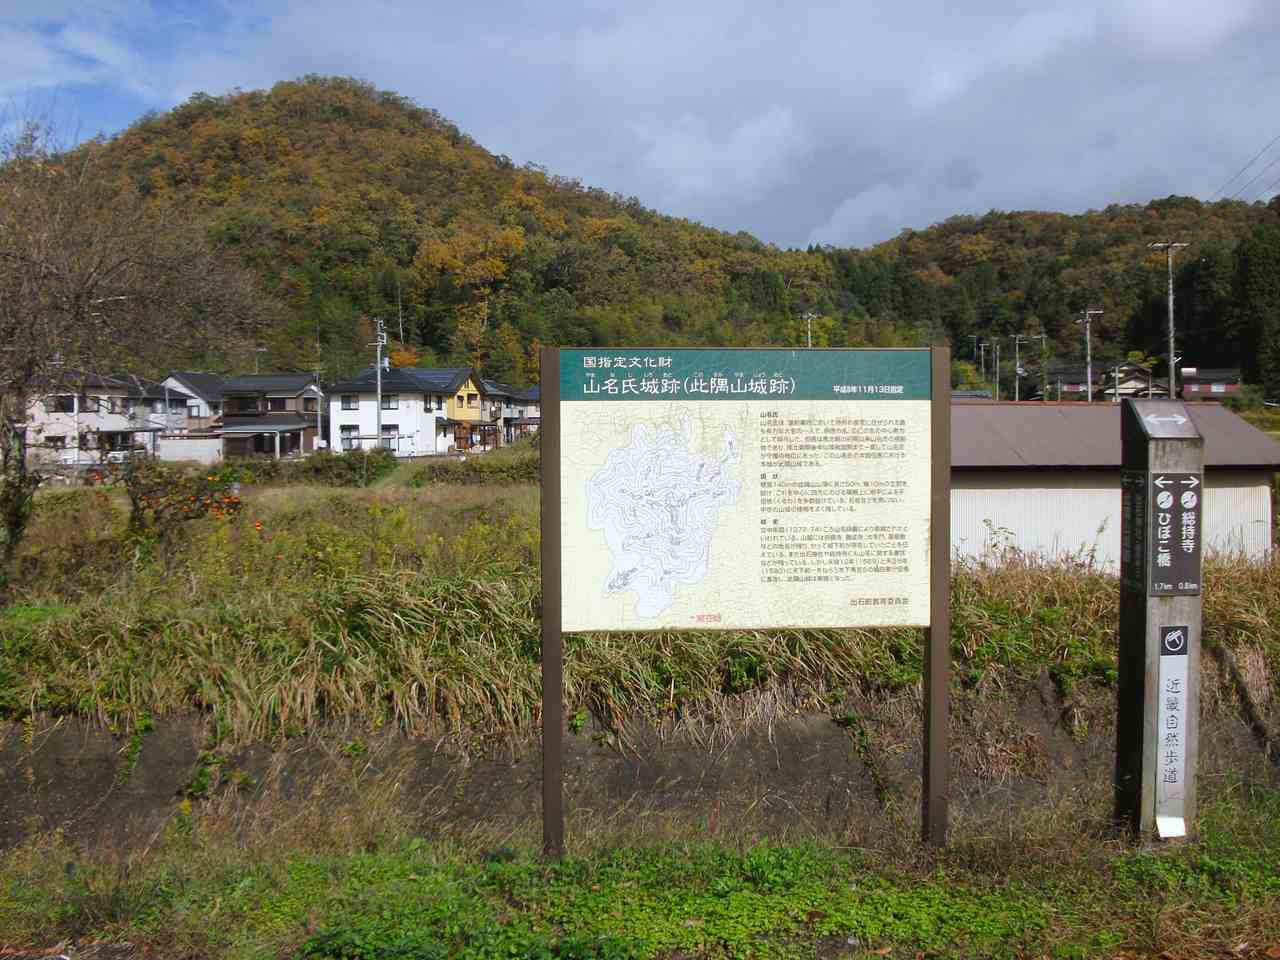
[1229,150,1280,200]
[1247,166,1280,204]
[1209,131,1280,200]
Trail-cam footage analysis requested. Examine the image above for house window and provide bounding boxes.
[267,397,287,412]
[45,435,66,448]
[380,424,398,450]
[304,397,317,412]
[381,394,398,410]
[468,394,478,407]
[341,394,358,410]
[340,425,358,451]
[427,394,443,410]
[456,394,465,406]
[187,403,201,419]
[46,395,75,414]
[226,396,257,414]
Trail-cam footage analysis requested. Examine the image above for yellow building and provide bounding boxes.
[446,372,483,421]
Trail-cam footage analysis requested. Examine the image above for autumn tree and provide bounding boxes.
[0,122,267,593]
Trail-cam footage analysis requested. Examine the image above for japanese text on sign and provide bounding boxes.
[1150,473,1202,596]
[1155,626,1189,820]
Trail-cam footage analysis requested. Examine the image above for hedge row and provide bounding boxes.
[410,450,539,486]
[213,449,399,487]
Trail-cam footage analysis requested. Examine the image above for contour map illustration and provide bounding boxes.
[585,419,741,617]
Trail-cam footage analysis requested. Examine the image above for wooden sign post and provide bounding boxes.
[540,347,951,858]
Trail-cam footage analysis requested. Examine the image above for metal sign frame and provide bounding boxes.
[539,346,951,857]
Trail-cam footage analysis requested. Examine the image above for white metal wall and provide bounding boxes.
[155,436,223,465]
[951,470,1274,569]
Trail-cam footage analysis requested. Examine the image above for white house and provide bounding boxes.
[162,371,225,431]
[21,372,192,466]
[328,367,475,456]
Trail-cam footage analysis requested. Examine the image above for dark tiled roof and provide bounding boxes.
[39,371,194,402]
[167,371,225,401]
[953,402,1280,470]
[332,367,473,394]
[222,374,317,395]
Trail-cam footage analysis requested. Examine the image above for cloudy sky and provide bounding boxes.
[5,0,1280,248]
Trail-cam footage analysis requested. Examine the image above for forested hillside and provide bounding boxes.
[77,76,1280,393]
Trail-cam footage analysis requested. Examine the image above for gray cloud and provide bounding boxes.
[6,0,1280,248]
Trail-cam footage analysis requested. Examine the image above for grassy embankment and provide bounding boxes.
[1,471,1278,957]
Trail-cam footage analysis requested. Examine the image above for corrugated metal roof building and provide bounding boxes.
[951,403,1280,567]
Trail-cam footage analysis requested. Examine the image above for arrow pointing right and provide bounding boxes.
[1181,476,1200,488]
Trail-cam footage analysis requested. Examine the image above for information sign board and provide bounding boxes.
[540,346,951,857]
[555,349,933,632]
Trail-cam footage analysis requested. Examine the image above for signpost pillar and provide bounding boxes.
[540,348,564,860]
[1116,399,1204,839]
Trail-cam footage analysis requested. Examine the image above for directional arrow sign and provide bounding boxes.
[1181,476,1199,488]
[1145,414,1188,426]
[1154,476,1171,488]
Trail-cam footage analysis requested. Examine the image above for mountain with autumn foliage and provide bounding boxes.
[89,76,1280,393]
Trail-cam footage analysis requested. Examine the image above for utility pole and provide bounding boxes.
[314,365,323,452]
[1076,308,1103,403]
[978,342,988,381]
[801,311,817,348]
[1149,241,1189,399]
[396,276,405,344]
[371,317,387,450]
[993,339,1001,402]
[1036,333,1049,401]
[1013,334,1033,402]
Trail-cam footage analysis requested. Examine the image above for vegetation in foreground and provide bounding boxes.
[1,482,1277,745]
[2,480,1278,957]
[1,776,1278,958]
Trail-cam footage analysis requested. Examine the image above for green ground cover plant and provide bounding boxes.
[1,778,1277,958]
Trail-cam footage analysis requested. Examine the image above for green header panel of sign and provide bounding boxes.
[560,348,932,402]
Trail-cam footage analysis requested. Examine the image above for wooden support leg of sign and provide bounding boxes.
[923,346,951,846]
[540,347,565,860]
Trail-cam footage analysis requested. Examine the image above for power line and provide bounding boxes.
[1248,167,1280,204]
[1209,130,1280,200]
[1229,149,1280,200]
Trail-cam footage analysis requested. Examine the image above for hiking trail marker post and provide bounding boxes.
[539,347,951,858]
[1117,398,1204,839]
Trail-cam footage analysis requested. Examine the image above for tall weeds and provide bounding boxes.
[2,485,1277,745]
